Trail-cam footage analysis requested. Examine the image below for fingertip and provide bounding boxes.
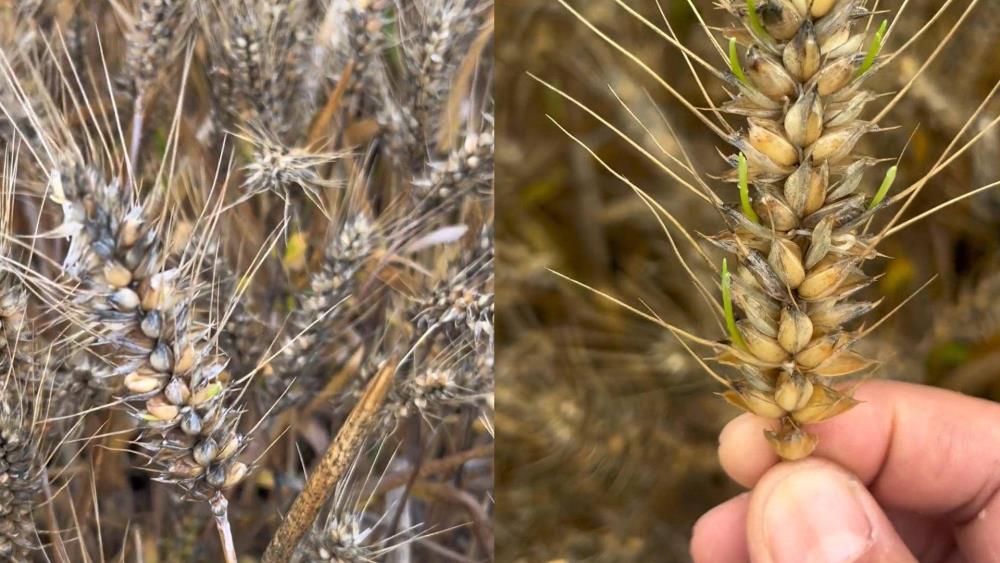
[746,458,915,563]
[718,413,779,488]
[690,493,750,563]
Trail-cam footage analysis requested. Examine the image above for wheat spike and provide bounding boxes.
[198,0,314,136]
[693,0,901,459]
[125,0,192,94]
[262,211,380,411]
[554,0,963,461]
[0,403,39,562]
[0,153,45,563]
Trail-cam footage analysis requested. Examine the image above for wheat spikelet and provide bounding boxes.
[292,444,422,563]
[238,125,343,203]
[414,120,495,211]
[379,226,494,423]
[261,210,380,410]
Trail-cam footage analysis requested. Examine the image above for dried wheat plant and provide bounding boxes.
[539,0,1000,462]
[0,0,493,561]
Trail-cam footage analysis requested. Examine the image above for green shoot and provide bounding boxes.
[868,165,897,209]
[728,38,748,85]
[722,259,748,351]
[738,153,759,223]
[746,0,773,43]
[858,19,888,76]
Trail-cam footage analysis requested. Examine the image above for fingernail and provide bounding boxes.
[763,467,873,563]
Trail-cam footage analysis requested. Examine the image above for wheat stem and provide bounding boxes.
[211,493,238,563]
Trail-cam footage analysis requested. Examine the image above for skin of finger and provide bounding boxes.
[882,507,957,562]
[718,380,1000,517]
[693,478,959,562]
[746,458,917,563]
[690,493,750,563]
[719,380,1000,560]
[692,490,958,562]
[954,488,1000,563]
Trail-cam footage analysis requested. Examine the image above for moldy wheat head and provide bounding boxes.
[704,0,891,460]
[0,404,39,563]
[547,0,998,462]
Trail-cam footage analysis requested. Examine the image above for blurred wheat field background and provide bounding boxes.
[496,0,1000,560]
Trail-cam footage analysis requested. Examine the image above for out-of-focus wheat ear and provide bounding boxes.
[212,207,292,386]
[235,125,345,212]
[871,77,1000,248]
[122,0,192,93]
[293,438,383,562]
[0,400,41,562]
[0,162,43,563]
[262,205,382,413]
[542,111,726,331]
[198,0,315,136]
[436,6,493,151]
[262,363,395,562]
[326,0,391,118]
[375,223,494,425]
[413,118,494,214]
[411,227,494,349]
[404,0,481,136]
[120,0,194,162]
[379,0,488,168]
[293,436,445,563]
[263,160,383,411]
[529,74,720,206]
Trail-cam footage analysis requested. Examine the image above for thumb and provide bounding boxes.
[746,458,916,563]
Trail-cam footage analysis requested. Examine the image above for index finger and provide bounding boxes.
[718,379,1000,521]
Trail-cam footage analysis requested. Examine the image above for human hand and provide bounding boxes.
[690,380,1000,562]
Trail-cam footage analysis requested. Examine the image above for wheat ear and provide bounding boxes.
[551,0,1000,461]
[684,0,905,460]
[0,150,48,563]
[262,362,394,562]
